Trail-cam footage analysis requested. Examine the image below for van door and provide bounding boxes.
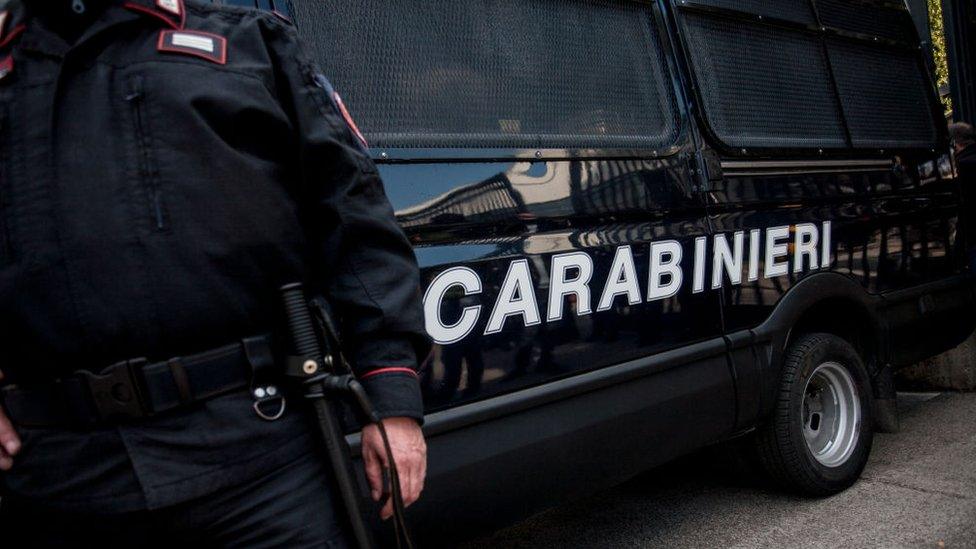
[671,0,952,425]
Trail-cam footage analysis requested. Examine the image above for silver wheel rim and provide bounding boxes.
[801,361,861,468]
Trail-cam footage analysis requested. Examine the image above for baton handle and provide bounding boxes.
[280,283,323,357]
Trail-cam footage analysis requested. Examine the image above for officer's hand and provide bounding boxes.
[0,369,21,471]
[362,417,426,520]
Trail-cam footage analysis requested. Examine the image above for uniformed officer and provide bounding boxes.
[951,122,976,269]
[0,0,429,546]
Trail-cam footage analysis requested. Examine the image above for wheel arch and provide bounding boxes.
[749,272,887,418]
[755,272,884,368]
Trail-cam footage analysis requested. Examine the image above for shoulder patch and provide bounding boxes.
[313,74,369,149]
[333,92,369,149]
[156,0,181,16]
[157,30,227,65]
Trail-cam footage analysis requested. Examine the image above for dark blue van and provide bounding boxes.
[228,0,974,543]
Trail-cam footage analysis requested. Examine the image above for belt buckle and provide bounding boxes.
[76,358,149,422]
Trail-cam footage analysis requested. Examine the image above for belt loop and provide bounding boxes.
[242,335,275,379]
[243,335,286,421]
[167,357,193,405]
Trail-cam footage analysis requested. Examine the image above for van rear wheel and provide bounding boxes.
[756,333,874,496]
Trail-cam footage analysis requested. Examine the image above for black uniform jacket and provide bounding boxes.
[957,145,976,252]
[0,0,430,511]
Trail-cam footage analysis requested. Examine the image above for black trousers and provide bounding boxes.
[0,452,350,548]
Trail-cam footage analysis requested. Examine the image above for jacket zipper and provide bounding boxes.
[125,75,167,231]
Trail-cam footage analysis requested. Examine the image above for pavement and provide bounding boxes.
[462,392,976,549]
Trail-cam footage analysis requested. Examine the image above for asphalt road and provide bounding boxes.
[462,392,976,548]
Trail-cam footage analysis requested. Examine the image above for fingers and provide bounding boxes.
[363,418,427,520]
[362,425,386,504]
[413,448,427,504]
[0,370,18,471]
[392,459,412,519]
[395,447,417,509]
[387,418,426,511]
[400,441,425,509]
[0,396,19,451]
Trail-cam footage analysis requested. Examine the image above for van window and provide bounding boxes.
[682,14,848,149]
[828,39,938,148]
[678,0,939,152]
[817,0,938,148]
[291,0,680,152]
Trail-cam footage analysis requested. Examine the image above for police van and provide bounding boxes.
[231,0,974,543]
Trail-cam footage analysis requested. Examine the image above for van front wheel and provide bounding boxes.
[756,333,874,496]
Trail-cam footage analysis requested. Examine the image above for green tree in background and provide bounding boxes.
[929,0,953,116]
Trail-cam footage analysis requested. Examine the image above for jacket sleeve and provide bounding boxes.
[261,15,431,423]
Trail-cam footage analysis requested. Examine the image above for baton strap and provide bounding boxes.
[0,335,273,428]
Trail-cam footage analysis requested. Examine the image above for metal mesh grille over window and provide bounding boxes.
[677,0,939,151]
[682,14,848,148]
[291,0,680,150]
[827,39,938,148]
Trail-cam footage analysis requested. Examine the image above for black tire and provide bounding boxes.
[756,333,874,496]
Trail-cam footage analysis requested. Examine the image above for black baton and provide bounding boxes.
[280,283,376,549]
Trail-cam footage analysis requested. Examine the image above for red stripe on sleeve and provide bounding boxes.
[359,367,418,380]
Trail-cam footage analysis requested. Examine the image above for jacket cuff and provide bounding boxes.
[352,337,425,424]
[359,373,424,425]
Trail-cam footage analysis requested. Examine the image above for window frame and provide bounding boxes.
[289,0,691,163]
[669,0,948,159]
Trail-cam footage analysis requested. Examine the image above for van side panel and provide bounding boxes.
[378,155,739,542]
[380,157,731,413]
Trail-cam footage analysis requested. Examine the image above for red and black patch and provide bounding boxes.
[157,30,227,65]
[123,0,184,30]
[333,92,368,149]
[156,0,181,16]
[0,56,13,82]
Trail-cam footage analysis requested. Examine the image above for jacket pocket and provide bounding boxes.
[124,74,168,231]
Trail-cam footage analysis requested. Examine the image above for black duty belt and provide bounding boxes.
[0,335,280,428]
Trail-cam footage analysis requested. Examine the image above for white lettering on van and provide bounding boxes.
[748,228,761,282]
[422,222,835,344]
[597,245,642,311]
[764,226,791,278]
[712,231,744,289]
[547,252,594,321]
[484,259,541,335]
[793,223,820,273]
[648,240,683,301]
[693,236,707,294]
[423,267,483,345]
[821,221,832,269]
